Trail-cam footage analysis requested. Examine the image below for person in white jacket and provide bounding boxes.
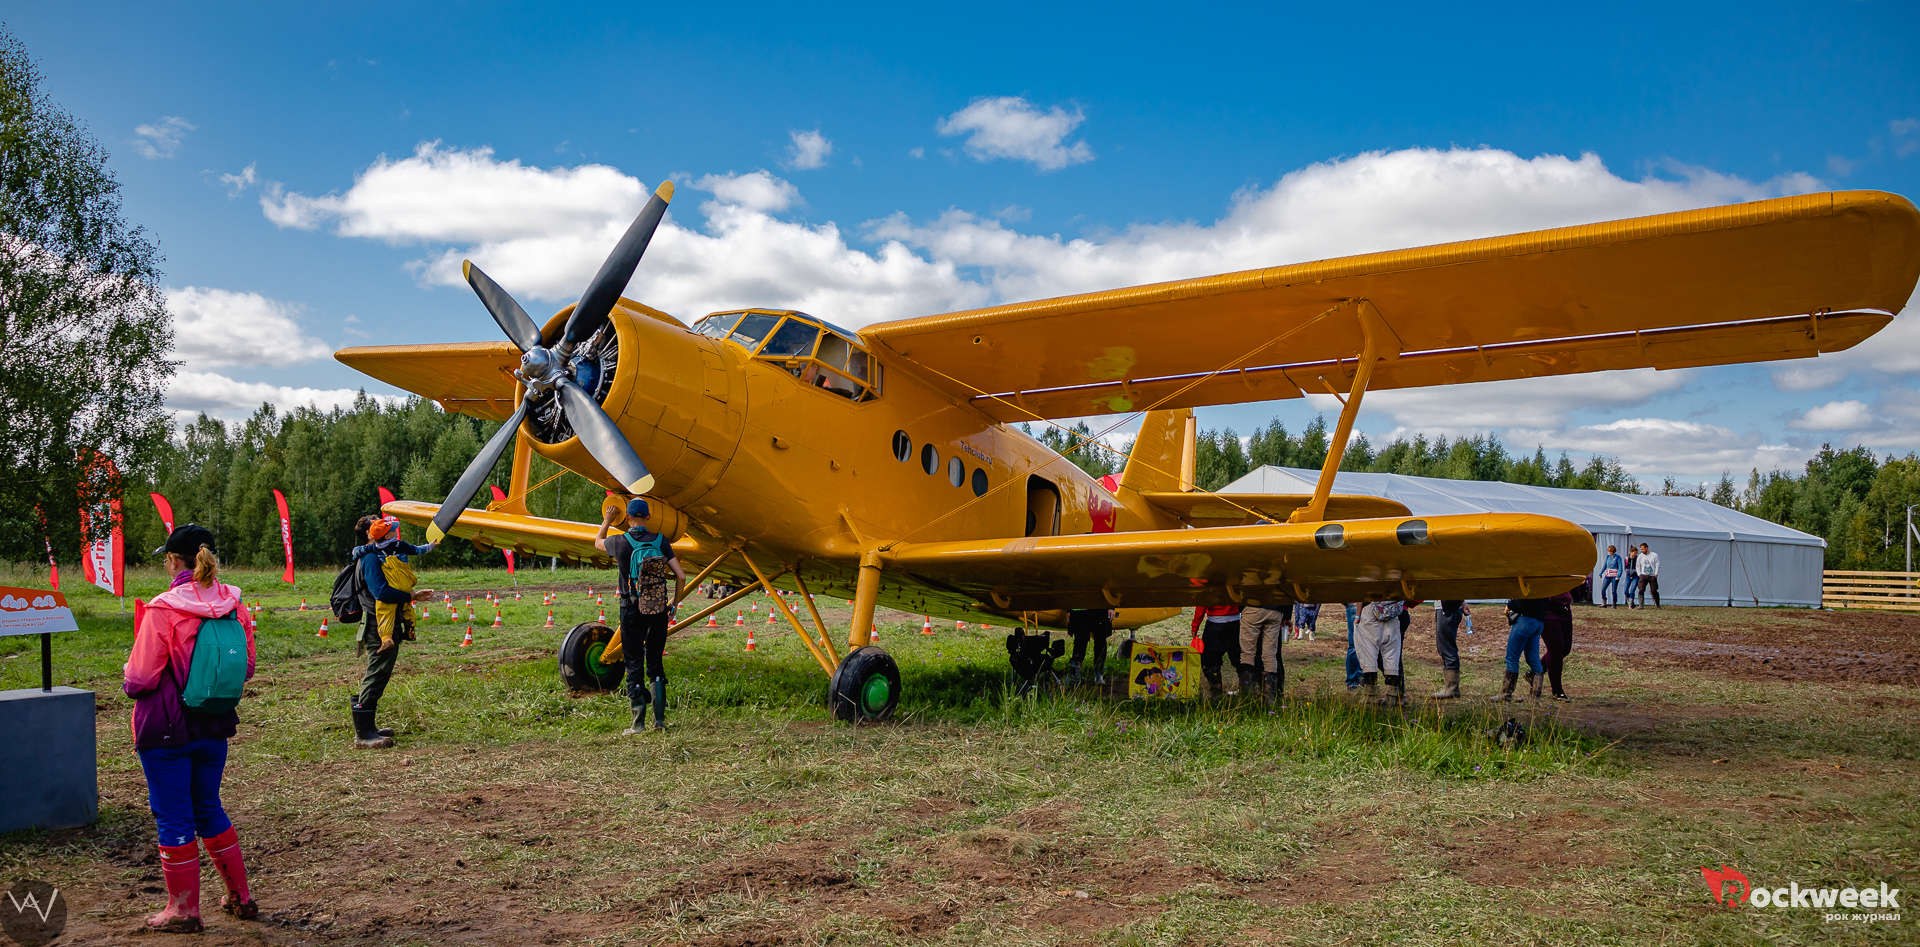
[1635,542,1662,608]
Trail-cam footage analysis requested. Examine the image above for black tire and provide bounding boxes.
[558,621,624,693]
[828,646,901,722]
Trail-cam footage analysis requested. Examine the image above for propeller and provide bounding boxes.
[427,181,674,544]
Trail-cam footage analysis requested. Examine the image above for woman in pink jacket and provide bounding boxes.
[123,524,258,932]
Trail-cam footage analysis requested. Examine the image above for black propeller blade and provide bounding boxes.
[428,180,673,545]
[427,398,530,544]
[558,377,655,496]
[463,260,543,352]
[562,181,674,347]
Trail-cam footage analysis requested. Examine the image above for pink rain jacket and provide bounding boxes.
[122,575,256,750]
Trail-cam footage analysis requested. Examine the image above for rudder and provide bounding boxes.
[1119,408,1195,495]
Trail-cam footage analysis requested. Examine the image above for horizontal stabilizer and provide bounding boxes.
[1140,492,1411,527]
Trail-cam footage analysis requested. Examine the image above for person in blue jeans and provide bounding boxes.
[1598,545,1624,607]
[1491,597,1549,702]
[1343,603,1361,690]
[1623,547,1640,607]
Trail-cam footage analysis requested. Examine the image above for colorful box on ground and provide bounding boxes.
[1127,643,1198,700]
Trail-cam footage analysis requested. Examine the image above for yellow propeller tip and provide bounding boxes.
[654,181,674,202]
[427,524,447,544]
[629,474,657,496]
[461,259,472,280]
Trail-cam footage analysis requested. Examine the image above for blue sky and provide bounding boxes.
[11,1,1920,487]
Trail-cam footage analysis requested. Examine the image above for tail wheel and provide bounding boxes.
[558,621,624,693]
[829,646,901,722]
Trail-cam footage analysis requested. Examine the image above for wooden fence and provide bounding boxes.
[1822,570,1920,612]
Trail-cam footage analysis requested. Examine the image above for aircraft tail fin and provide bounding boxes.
[1120,408,1195,495]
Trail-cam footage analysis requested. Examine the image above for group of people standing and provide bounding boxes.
[116,502,688,932]
[1597,541,1662,608]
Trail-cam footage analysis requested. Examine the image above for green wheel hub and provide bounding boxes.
[861,674,892,712]
[584,641,610,677]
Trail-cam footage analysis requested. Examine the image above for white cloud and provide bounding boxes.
[133,116,194,159]
[693,170,799,214]
[1556,418,1809,482]
[1771,363,1845,392]
[1790,399,1874,431]
[218,162,257,196]
[1893,118,1920,158]
[166,370,400,422]
[935,97,1093,171]
[166,286,331,369]
[787,129,831,170]
[262,141,646,242]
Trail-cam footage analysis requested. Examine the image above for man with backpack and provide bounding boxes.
[348,514,435,748]
[123,524,259,931]
[596,498,686,733]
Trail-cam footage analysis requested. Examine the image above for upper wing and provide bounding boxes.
[862,190,1920,420]
[1137,491,1410,527]
[380,500,709,568]
[336,342,521,420]
[879,513,1596,611]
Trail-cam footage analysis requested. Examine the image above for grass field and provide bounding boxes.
[1,564,1915,945]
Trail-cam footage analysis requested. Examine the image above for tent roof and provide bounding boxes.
[1221,466,1826,547]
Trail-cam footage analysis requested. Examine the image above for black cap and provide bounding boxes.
[154,523,217,559]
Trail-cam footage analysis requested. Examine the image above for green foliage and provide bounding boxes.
[103,396,608,569]
[0,29,173,561]
[1028,420,1120,478]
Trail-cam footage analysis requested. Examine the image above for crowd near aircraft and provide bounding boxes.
[339,184,1920,720]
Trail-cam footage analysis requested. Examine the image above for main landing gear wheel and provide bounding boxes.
[829,646,901,722]
[558,621,624,693]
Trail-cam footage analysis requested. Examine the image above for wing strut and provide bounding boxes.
[1292,299,1398,524]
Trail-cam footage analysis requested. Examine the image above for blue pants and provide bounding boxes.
[1344,605,1361,687]
[1624,573,1639,602]
[138,738,232,847]
[1599,576,1619,605]
[1505,616,1545,675]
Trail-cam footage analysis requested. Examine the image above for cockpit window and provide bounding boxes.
[728,312,780,349]
[760,318,822,358]
[693,312,742,339]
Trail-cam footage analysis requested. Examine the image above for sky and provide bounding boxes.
[10,1,1920,488]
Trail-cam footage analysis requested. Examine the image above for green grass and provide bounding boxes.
[1,565,1913,945]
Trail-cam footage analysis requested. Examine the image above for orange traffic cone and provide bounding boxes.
[734,613,745,627]
[299,598,309,611]
[543,609,555,629]
[922,616,934,636]
[514,590,522,601]
[597,605,606,624]
[705,614,719,628]
[744,628,757,652]
[466,607,477,623]
[955,620,968,630]
[870,625,880,642]
[315,616,329,638]
[491,605,504,628]
[460,624,474,647]
[596,595,605,608]
[766,610,777,625]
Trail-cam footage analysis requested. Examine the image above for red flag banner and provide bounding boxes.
[377,486,396,506]
[35,505,59,591]
[150,492,175,534]
[488,485,516,574]
[273,489,295,584]
[76,450,124,597]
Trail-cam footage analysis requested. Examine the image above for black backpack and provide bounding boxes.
[331,560,367,623]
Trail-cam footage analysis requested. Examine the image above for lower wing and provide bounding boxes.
[1137,491,1410,527]
[879,513,1594,611]
[380,500,707,567]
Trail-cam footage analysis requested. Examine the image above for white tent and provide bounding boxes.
[1222,467,1826,607]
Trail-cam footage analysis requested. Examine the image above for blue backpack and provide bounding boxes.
[182,613,248,714]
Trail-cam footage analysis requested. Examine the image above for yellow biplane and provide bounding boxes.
[338,185,1920,720]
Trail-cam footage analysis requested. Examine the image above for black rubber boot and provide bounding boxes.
[1383,674,1404,705]
[1525,670,1543,700]
[1360,671,1378,700]
[351,703,392,749]
[1262,672,1280,703]
[1237,665,1257,694]
[650,677,667,731]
